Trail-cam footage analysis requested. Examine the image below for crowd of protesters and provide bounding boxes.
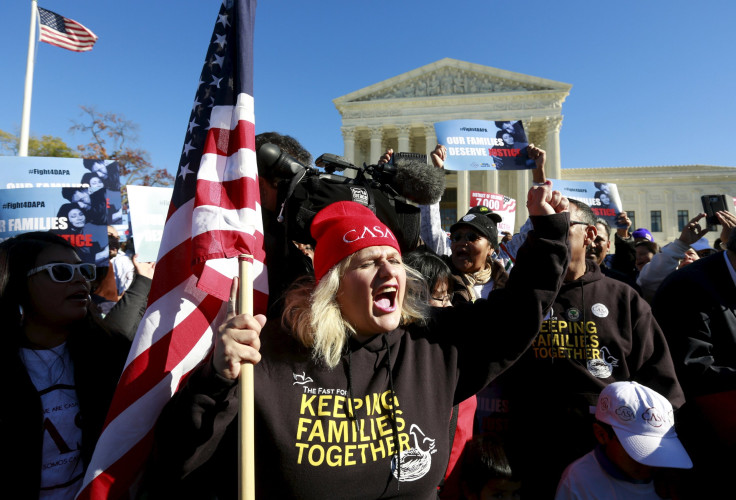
[6,132,736,499]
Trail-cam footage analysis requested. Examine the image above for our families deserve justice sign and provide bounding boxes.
[0,156,122,222]
[0,157,121,265]
[549,179,624,228]
[0,186,108,265]
[434,119,535,171]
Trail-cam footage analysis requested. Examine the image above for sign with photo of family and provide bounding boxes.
[434,119,535,171]
[0,157,122,266]
[0,156,123,226]
[0,186,108,266]
[548,179,624,228]
[470,191,517,235]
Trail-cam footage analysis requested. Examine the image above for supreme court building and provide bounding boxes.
[333,58,736,246]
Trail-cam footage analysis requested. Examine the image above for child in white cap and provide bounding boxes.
[555,381,692,499]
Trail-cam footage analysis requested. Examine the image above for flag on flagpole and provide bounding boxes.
[37,7,98,52]
[76,1,264,498]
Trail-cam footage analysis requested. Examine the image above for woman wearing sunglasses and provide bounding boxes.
[379,145,506,304]
[420,144,548,304]
[445,206,509,303]
[0,232,130,499]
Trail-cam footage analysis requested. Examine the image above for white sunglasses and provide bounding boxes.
[27,262,96,282]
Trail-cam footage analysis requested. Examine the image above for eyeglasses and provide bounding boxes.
[430,293,454,306]
[569,220,590,227]
[450,231,483,243]
[27,262,96,282]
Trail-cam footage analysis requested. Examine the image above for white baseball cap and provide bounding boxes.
[596,381,692,469]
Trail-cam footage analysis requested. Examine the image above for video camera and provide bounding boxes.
[257,144,445,253]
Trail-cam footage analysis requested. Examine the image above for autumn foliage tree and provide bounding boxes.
[0,129,78,158]
[70,106,174,187]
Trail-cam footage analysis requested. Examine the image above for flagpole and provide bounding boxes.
[19,0,39,157]
[237,254,256,500]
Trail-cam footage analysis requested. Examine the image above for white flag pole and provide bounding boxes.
[19,0,39,157]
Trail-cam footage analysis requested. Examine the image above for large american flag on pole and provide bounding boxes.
[37,6,98,52]
[77,1,265,497]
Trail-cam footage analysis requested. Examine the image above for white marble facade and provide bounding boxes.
[333,58,736,245]
[563,165,736,247]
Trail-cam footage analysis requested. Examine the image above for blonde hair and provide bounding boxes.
[282,255,429,368]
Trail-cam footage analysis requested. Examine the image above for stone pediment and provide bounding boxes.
[334,58,572,104]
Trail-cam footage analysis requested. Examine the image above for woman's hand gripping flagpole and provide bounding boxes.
[215,256,264,500]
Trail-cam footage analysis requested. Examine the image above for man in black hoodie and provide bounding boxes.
[500,199,684,499]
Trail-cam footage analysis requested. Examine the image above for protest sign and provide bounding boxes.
[0,186,108,265]
[474,384,512,436]
[126,185,173,262]
[434,119,535,171]
[549,179,624,228]
[470,190,516,234]
[0,156,123,226]
[116,212,130,242]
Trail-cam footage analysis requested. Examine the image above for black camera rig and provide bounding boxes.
[257,144,438,253]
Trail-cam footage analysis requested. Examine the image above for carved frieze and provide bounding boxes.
[353,66,550,102]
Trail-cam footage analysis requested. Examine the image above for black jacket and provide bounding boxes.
[652,251,736,398]
[1,321,130,499]
[104,274,152,341]
[499,260,685,498]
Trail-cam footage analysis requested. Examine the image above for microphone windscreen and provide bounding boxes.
[392,159,446,205]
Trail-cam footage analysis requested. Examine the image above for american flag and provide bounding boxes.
[501,195,516,213]
[76,1,265,498]
[37,7,97,52]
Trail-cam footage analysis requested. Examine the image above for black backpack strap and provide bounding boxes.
[276,168,308,224]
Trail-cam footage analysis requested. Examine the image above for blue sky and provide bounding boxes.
[1,0,734,178]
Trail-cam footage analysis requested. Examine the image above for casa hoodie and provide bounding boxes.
[145,213,570,499]
[497,260,685,498]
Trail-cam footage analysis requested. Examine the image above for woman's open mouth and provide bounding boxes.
[454,249,470,260]
[452,252,474,269]
[67,291,89,303]
[374,286,398,313]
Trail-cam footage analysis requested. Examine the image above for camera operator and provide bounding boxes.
[257,134,447,318]
[255,132,315,319]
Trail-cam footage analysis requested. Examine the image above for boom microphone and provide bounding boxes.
[391,158,446,205]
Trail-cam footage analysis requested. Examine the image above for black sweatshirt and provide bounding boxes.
[145,213,570,499]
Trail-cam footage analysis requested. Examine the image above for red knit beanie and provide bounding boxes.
[311,201,401,282]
